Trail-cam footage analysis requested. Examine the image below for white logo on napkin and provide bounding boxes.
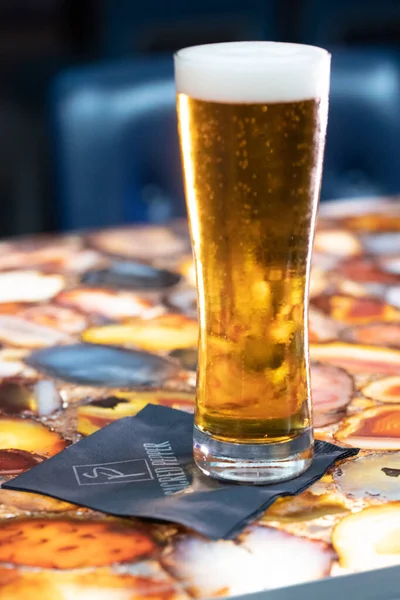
[73,459,154,485]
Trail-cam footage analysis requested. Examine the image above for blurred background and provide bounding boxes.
[1,0,399,237]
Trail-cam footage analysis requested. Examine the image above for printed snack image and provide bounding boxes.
[0,199,398,597]
[0,517,156,568]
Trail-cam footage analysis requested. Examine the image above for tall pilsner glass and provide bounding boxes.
[175,42,330,483]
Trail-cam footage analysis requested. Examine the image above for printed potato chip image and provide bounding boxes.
[0,518,156,568]
[82,315,198,353]
[56,288,154,320]
[334,453,400,501]
[311,363,354,427]
[335,405,400,449]
[78,390,194,435]
[0,417,66,456]
[362,376,400,403]
[0,564,188,600]
[0,201,398,595]
[162,528,333,597]
[332,504,400,570]
[310,342,400,375]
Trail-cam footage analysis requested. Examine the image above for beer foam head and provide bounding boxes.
[175,42,330,103]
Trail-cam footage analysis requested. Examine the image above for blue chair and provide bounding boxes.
[99,0,277,57]
[300,0,400,46]
[51,49,400,230]
[322,48,400,201]
[50,57,182,230]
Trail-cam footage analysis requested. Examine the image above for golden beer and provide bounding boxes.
[175,42,330,482]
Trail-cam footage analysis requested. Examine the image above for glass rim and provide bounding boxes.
[174,41,331,65]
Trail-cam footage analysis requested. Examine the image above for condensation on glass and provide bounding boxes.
[175,42,331,483]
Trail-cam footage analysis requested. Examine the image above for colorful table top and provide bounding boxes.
[0,197,399,598]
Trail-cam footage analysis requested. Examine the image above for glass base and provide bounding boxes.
[193,426,313,484]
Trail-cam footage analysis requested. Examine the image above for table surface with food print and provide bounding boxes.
[0,197,399,599]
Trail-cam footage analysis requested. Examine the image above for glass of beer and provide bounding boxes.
[175,42,330,483]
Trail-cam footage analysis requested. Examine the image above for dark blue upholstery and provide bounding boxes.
[51,57,182,229]
[99,0,277,57]
[322,48,400,201]
[51,49,400,230]
[300,0,400,46]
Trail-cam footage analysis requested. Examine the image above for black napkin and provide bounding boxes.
[4,405,359,539]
